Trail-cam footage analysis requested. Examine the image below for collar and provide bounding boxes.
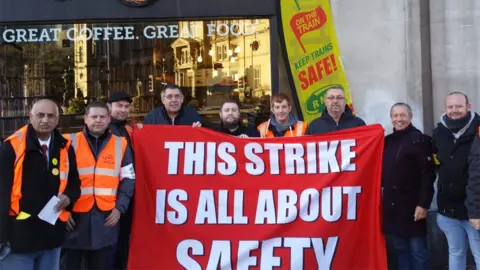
[320,105,354,123]
[83,126,110,141]
[25,124,67,151]
[110,117,128,127]
[38,136,51,147]
[392,123,415,135]
[161,106,184,121]
[219,122,241,133]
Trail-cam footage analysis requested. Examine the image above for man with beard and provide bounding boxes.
[306,86,365,135]
[143,84,202,127]
[107,92,134,153]
[106,92,134,270]
[257,93,307,137]
[432,92,480,270]
[216,100,260,138]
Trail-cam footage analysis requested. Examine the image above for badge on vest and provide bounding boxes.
[52,168,59,176]
[52,158,58,166]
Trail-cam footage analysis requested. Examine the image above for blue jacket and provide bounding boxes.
[143,106,202,126]
[306,106,365,135]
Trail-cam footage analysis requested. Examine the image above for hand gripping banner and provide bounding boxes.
[128,124,387,269]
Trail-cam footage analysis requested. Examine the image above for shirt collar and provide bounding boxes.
[38,136,51,147]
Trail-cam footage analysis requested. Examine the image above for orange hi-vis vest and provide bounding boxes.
[65,131,127,213]
[257,120,307,138]
[5,125,71,222]
[125,125,134,147]
[125,125,133,138]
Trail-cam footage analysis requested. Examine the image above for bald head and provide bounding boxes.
[31,99,59,116]
[30,99,59,138]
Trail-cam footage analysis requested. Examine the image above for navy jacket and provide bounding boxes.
[143,106,202,126]
[382,125,436,236]
[306,106,365,135]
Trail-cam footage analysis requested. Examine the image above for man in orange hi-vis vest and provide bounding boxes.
[62,101,135,270]
[257,93,307,138]
[0,99,80,270]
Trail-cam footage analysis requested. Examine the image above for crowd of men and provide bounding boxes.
[0,84,480,270]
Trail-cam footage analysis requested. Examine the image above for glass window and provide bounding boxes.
[0,19,272,137]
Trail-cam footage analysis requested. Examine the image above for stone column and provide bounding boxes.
[430,0,480,121]
[330,0,428,134]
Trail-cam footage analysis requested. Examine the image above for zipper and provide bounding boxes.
[93,162,97,206]
[93,137,98,206]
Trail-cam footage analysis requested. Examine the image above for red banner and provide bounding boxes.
[128,124,387,269]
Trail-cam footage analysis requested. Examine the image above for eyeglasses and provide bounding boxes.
[326,96,345,101]
[163,94,183,100]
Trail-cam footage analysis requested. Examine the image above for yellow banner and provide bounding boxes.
[279,0,353,122]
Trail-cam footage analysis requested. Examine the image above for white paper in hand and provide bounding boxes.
[38,195,61,225]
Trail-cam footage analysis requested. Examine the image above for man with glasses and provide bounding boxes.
[143,84,202,126]
[306,86,365,135]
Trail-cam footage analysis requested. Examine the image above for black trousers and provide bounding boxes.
[114,196,134,270]
[114,206,133,269]
[63,246,111,270]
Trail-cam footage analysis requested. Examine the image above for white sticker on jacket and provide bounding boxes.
[120,163,135,180]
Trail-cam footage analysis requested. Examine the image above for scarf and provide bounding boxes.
[441,111,474,139]
[269,114,298,133]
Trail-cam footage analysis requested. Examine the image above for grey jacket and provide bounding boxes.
[63,128,135,250]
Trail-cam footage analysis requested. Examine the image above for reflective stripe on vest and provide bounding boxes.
[68,131,126,212]
[6,125,70,222]
[125,125,133,138]
[258,120,270,138]
[296,121,305,136]
[81,187,117,196]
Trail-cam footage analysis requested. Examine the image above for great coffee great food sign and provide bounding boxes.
[0,23,257,43]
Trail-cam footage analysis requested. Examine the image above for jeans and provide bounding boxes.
[389,235,427,270]
[0,247,61,270]
[437,214,480,270]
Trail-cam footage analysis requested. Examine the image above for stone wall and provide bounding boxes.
[430,0,480,121]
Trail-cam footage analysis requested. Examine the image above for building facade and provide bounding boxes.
[0,0,278,137]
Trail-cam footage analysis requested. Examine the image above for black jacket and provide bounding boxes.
[216,123,260,137]
[143,106,202,126]
[0,124,81,252]
[467,135,480,219]
[433,113,480,220]
[382,125,436,236]
[306,106,365,135]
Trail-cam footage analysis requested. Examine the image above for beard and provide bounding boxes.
[222,118,239,129]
